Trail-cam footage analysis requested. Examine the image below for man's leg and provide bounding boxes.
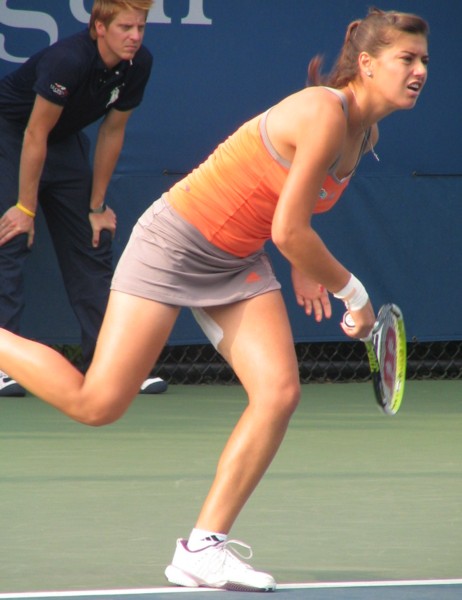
[40,133,114,372]
[0,117,28,397]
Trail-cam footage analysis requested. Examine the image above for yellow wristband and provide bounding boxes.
[16,202,36,218]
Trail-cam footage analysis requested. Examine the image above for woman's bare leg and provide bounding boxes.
[194,290,300,533]
[0,291,179,424]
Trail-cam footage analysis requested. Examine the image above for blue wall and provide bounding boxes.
[1,0,461,345]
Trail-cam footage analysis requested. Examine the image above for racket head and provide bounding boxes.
[368,303,407,415]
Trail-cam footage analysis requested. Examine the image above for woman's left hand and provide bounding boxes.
[291,267,331,322]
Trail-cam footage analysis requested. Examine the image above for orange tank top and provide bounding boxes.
[168,91,359,257]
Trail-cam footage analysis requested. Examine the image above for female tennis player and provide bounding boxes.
[0,7,428,592]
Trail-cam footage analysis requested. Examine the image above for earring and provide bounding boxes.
[366,70,373,78]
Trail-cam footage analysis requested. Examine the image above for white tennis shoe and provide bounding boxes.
[165,538,276,592]
[0,370,25,397]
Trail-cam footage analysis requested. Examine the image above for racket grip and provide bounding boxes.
[343,312,355,328]
[342,311,373,342]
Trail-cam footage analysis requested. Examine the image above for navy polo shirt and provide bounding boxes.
[0,29,153,142]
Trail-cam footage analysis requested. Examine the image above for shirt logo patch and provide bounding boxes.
[106,86,121,107]
[50,83,69,98]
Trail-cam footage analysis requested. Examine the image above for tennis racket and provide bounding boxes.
[344,303,407,415]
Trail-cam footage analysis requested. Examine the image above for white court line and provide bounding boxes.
[1,580,462,598]
[0,591,216,599]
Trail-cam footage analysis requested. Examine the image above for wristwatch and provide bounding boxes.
[89,202,107,214]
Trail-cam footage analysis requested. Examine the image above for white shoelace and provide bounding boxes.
[208,539,254,574]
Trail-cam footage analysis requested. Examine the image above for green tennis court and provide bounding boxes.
[1,380,461,594]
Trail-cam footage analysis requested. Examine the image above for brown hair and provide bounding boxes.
[307,7,429,87]
[89,0,153,39]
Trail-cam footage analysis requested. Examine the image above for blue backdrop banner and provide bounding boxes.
[0,1,460,344]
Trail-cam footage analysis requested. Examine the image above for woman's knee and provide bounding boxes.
[278,380,301,416]
[83,410,121,427]
[251,378,301,419]
[74,390,134,426]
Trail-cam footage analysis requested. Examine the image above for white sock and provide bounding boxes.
[187,528,227,551]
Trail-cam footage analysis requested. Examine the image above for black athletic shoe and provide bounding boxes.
[0,371,26,397]
[139,376,168,394]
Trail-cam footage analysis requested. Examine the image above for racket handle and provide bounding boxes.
[343,312,355,328]
[342,311,373,342]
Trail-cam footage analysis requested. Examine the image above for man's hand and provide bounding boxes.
[0,206,35,248]
[88,205,117,247]
[291,267,332,322]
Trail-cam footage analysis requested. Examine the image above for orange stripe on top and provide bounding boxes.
[168,113,350,257]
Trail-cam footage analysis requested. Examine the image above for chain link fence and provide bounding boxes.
[55,340,462,384]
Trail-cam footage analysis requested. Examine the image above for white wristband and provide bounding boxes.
[333,274,369,311]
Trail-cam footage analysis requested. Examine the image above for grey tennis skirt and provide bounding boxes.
[111,195,281,307]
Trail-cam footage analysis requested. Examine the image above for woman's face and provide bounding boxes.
[370,32,429,110]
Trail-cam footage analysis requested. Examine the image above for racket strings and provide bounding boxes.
[378,307,406,414]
